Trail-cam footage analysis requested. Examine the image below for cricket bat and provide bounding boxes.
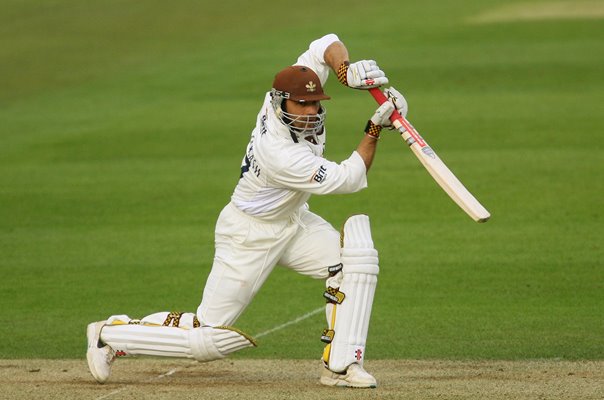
[369,88,490,222]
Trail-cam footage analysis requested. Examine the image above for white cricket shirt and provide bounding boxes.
[231,34,368,221]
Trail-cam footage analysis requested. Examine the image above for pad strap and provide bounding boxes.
[327,263,343,277]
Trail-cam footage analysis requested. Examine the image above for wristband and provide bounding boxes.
[337,61,350,86]
[364,119,382,139]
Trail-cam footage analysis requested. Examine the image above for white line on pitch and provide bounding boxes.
[95,390,124,400]
[93,307,323,400]
[94,367,179,400]
[254,307,324,338]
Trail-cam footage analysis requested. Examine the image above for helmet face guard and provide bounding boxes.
[271,90,326,144]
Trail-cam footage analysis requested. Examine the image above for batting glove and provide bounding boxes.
[378,86,408,130]
[365,101,395,139]
[384,86,408,118]
[338,60,389,89]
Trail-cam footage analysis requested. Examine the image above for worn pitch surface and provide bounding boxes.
[1,359,602,400]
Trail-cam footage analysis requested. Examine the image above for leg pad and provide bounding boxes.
[100,313,256,362]
[322,215,379,372]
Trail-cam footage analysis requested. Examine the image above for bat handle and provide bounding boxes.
[368,87,403,124]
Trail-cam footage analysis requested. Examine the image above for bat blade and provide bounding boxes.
[369,88,490,222]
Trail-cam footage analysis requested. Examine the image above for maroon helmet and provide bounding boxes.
[272,66,330,102]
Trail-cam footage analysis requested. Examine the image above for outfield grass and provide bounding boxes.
[0,0,602,360]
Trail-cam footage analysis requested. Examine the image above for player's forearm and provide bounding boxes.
[324,41,349,73]
[356,134,378,172]
[355,100,395,171]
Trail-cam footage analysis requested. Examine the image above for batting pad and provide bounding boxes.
[100,313,256,362]
[323,214,379,373]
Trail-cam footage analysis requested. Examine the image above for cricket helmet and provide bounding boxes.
[272,65,330,102]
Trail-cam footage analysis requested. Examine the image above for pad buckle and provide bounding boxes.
[321,329,335,344]
[323,287,345,304]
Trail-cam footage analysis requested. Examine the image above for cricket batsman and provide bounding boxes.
[86,33,408,388]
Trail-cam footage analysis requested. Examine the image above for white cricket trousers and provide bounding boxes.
[197,202,340,326]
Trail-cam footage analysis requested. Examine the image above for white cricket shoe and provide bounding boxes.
[86,321,115,383]
[320,363,377,388]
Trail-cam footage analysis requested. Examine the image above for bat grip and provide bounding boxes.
[369,87,425,146]
[368,87,403,124]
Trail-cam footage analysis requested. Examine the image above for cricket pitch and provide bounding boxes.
[0,359,602,399]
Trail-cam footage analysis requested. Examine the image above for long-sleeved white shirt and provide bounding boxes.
[231,34,368,221]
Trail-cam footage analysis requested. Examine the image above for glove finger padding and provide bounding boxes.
[370,101,395,127]
[384,87,408,118]
[347,60,389,89]
[365,69,386,79]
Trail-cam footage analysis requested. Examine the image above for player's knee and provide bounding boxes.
[189,325,256,363]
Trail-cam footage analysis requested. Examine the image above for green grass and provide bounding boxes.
[1,0,602,360]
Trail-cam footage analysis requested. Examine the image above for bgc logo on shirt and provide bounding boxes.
[312,165,327,183]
